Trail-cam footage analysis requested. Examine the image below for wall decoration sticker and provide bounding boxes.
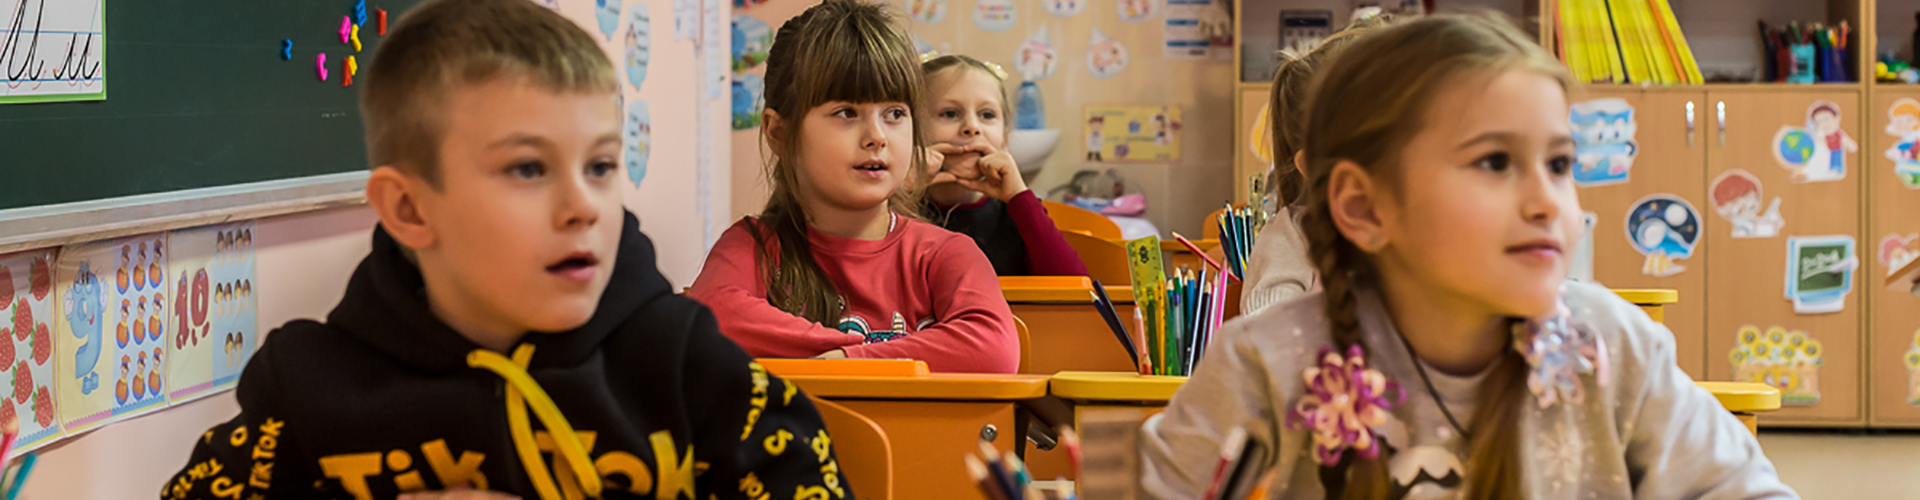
[1784,235,1857,314]
[1772,100,1854,183]
[1623,194,1701,278]
[1883,98,1920,188]
[1729,325,1823,406]
[1708,169,1785,238]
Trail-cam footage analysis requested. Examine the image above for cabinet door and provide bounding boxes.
[1235,85,1271,206]
[1868,91,1920,427]
[1704,90,1864,426]
[1576,90,1710,380]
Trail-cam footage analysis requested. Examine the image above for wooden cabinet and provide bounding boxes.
[1867,90,1920,427]
[1702,90,1864,426]
[1234,84,1270,206]
[1575,89,1710,380]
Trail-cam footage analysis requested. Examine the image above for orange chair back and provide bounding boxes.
[1014,316,1032,374]
[1042,200,1123,240]
[1060,230,1131,285]
[811,397,895,500]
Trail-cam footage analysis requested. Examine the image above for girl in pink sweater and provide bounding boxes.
[688,0,1018,373]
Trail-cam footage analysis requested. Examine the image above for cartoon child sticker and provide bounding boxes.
[1884,98,1920,189]
[1708,169,1785,238]
[1881,233,1920,276]
[1043,0,1084,18]
[1014,26,1058,81]
[1568,98,1637,186]
[1774,100,1854,183]
[1086,27,1130,80]
[1086,115,1106,161]
[1623,194,1701,278]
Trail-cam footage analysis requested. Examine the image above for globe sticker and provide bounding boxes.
[1623,194,1701,278]
[1773,100,1854,183]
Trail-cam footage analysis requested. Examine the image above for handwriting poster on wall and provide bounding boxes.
[165,222,258,405]
[56,233,171,434]
[1,0,107,103]
[1084,105,1181,162]
[1784,235,1857,314]
[0,249,63,453]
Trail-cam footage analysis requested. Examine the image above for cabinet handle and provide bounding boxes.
[1685,101,1695,148]
[1716,101,1726,147]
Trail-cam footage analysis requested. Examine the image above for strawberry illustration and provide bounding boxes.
[11,363,30,404]
[10,299,28,342]
[0,329,14,369]
[28,258,49,301]
[32,386,51,427]
[0,398,14,429]
[0,265,12,306]
[31,323,49,366]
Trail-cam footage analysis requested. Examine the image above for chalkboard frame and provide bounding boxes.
[0,172,366,254]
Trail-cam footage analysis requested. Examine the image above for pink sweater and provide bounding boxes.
[689,217,1019,373]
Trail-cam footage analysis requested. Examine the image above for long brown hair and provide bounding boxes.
[1296,14,1572,499]
[756,0,928,325]
[1266,15,1390,207]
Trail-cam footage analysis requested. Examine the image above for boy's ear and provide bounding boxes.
[762,109,786,157]
[1327,160,1389,253]
[365,166,436,250]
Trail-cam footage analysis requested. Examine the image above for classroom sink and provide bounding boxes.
[1008,128,1061,176]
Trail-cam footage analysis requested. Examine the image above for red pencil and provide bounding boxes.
[1172,232,1240,283]
[0,414,18,467]
[1059,425,1083,478]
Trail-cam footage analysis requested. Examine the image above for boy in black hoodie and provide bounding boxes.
[159,0,847,498]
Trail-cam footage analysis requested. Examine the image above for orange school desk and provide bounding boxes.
[1612,289,1679,324]
[1001,276,1140,375]
[765,359,1051,500]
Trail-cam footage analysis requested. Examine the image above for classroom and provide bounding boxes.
[3,0,1920,497]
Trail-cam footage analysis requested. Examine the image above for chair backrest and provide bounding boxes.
[1042,200,1124,240]
[811,396,895,500]
[1060,230,1131,285]
[1014,315,1032,374]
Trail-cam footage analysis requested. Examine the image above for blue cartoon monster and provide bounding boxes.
[64,262,104,395]
[1569,98,1638,186]
[595,0,622,41]
[836,312,933,344]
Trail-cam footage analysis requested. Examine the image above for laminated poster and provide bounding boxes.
[0,0,106,103]
[1084,105,1181,162]
[906,0,947,24]
[1042,0,1084,18]
[1880,233,1919,277]
[0,250,63,453]
[732,15,772,73]
[1569,98,1637,186]
[627,3,651,90]
[1707,169,1785,238]
[1883,98,1920,188]
[1086,26,1130,80]
[626,98,653,187]
[1729,325,1823,406]
[731,74,765,130]
[595,0,621,40]
[1783,235,1856,315]
[973,0,1015,32]
[1772,100,1854,183]
[1163,0,1228,60]
[165,222,259,405]
[56,233,171,433]
[1116,0,1157,23]
[1622,194,1700,278]
[1013,26,1058,81]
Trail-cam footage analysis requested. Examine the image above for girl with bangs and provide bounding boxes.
[689,0,1019,374]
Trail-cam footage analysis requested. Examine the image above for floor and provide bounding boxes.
[1758,430,1920,498]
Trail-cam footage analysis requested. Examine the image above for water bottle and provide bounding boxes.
[1016,81,1046,130]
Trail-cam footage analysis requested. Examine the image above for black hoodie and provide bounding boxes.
[160,212,848,500]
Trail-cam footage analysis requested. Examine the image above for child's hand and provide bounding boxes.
[397,491,521,500]
[817,349,848,359]
[951,147,1029,202]
[929,143,985,181]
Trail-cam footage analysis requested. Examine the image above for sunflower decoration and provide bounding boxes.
[1763,365,1800,392]
[1787,330,1808,349]
[1905,350,1920,371]
[1911,329,1920,350]
[1766,326,1788,348]
[1730,347,1750,367]
[1739,326,1762,348]
[1753,342,1772,360]
[1801,337,1823,364]
[1778,346,1800,364]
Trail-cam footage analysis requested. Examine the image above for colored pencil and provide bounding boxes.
[1172,232,1238,282]
[1133,307,1151,375]
[1201,427,1250,500]
[1059,425,1083,476]
[3,454,33,500]
[979,442,1021,500]
[966,454,1013,500]
[1087,281,1139,368]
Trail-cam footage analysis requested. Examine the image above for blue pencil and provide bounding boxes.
[4,454,35,500]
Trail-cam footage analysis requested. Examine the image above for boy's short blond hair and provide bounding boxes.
[360,0,617,187]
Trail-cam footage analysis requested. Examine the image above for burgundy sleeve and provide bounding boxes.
[1004,190,1090,276]
[688,220,864,358]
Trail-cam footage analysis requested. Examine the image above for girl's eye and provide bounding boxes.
[508,162,545,179]
[1472,152,1511,173]
[938,109,961,120]
[980,110,998,121]
[1548,155,1573,176]
[587,161,617,178]
[887,108,910,120]
[832,108,858,119]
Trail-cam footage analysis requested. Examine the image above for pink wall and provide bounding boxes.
[19,0,726,496]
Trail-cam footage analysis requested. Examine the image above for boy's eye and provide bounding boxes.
[508,161,545,179]
[1472,152,1510,173]
[588,161,617,178]
[1548,155,1572,176]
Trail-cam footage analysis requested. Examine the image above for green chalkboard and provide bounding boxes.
[0,0,422,211]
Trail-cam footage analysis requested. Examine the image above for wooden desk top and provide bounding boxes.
[1049,371,1187,402]
[781,373,1052,400]
[999,276,1135,303]
[1695,382,1781,412]
[1611,289,1678,305]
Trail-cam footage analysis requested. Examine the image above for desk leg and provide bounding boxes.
[1636,304,1665,324]
[1736,412,1758,436]
[833,400,1018,500]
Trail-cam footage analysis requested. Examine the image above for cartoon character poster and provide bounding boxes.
[731,15,771,73]
[1882,98,1920,189]
[1086,27,1130,80]
[1084,105,1181,162]
[57,233,171,434]
[973,0,1016,32]
[906,0,947,24]
[1772,100,1854,183]
[594,0,622,40]
[626,4,651,90]
[1568,98,1637,186]
[0,250,63,453]
[1014,26,1058,81]
[1043,0,1084,17]
[1116,0,1157,23]
[1882,233,1920,277]
[1729,325,1823,406]
[1708,169,1785,238]
[165,222,259,405]
[731,74,765,131]
[1623,194,1700,278]
[1784,235,1856,314]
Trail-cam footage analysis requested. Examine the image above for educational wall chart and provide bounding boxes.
[1084,105,1181,162]
[1729,325,1823,406]
[973,0,1015,32]
[732,15,771,73]
[732,74,765,130]
[1708,169,1785,238]
[56,233,171,433]
[1772,100,1854,183]
[1086,27,1130,80]
[0,250,63,453]
[627,3,651,90]
[164,222,259,405]
[1884,98,1920,189]
[1623,194,1700,278]
[701,0,726,99]
[1783,235,1856,315]
[1163,0,1229,61]
[0,0,107,103]
[1569,98,1637,186]
[626,98,652,187]
[595,0,621,40]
